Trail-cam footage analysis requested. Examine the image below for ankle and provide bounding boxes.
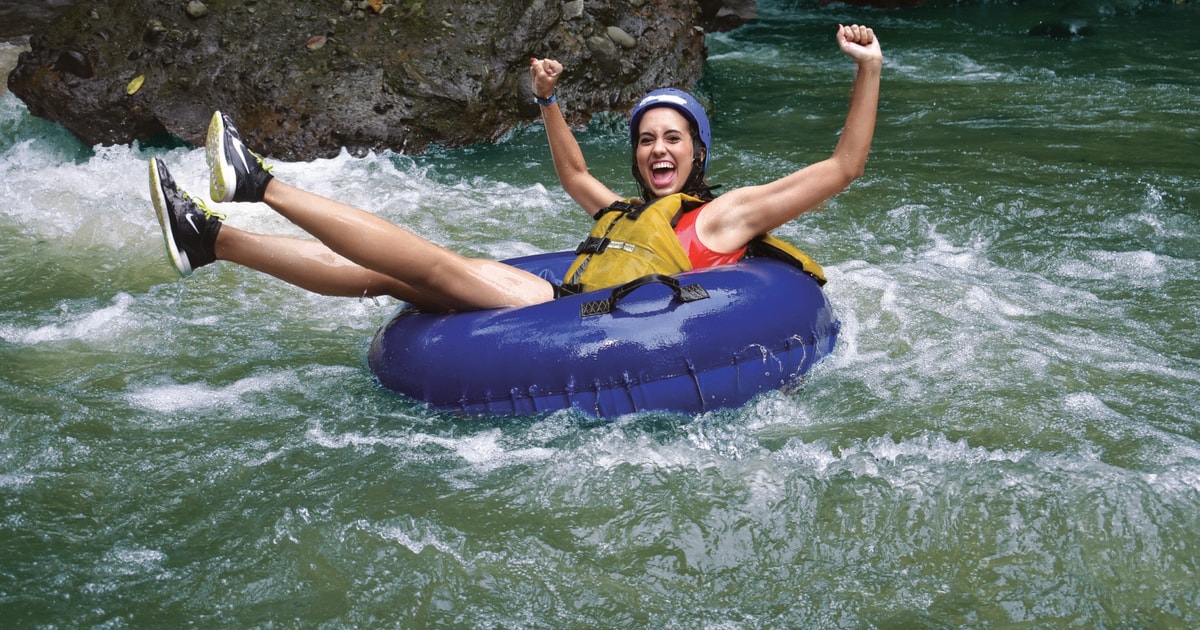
[210,223,230,261]
[260,177,282,206]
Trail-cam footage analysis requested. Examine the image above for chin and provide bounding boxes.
[648,182,678,197]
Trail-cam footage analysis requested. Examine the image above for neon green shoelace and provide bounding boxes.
[185,192,227,222]
[253,151,275,175]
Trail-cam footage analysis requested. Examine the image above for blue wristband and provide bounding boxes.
[534,93,557,106]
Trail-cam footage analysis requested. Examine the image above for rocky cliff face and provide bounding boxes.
[7,0,754,160]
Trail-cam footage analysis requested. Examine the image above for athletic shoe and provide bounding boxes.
[149,157,225,277]
[206,110,273,203]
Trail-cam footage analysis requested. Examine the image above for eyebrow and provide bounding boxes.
[638,128,685,138]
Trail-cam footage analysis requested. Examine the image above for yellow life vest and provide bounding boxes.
[562,193,827,294]
[746,233,827,286]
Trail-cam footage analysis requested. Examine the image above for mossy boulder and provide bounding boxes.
[6,0,751,159]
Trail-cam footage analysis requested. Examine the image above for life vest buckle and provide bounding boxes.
[575,236,611,255]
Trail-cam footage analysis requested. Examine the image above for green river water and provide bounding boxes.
[2,2,1198,627]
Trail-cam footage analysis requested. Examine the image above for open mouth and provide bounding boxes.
[649,160,676,188]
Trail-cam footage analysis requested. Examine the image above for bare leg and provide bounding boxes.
[259,179,555,311]
[214,226,455,311]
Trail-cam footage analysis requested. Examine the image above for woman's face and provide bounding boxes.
[634,107,698,198]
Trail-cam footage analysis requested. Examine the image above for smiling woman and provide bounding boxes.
[637,107,698,197]
[531,23,882,278]
[629,88,713,200]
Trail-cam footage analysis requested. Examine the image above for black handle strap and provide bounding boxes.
[580,274,709,318]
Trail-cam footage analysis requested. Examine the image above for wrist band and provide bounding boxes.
[534,93,557,106]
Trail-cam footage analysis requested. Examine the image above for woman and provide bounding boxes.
[150,24,881,312]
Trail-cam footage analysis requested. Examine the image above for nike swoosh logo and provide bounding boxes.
[230,131,250,174]
[184,212,200,235]
[234,145,249,172]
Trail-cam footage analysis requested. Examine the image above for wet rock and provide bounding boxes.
[1029,20,1094,40]
[305,34,327,51]
[606,26,637,50]
[697,0,756,31]
[586,34,622,74]
[185,1,208,19]
[6,0,741,158]
[53,49,92,78]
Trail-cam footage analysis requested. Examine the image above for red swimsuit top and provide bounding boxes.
[673,205,747,269]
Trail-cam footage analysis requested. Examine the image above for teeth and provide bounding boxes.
[652,161,674,170]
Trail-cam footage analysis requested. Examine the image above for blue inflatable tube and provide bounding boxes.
[367,251,839,418]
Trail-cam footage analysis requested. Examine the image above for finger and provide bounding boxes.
[842,25,870,46]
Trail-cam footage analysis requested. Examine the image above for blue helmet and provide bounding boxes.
[629,88,712,199]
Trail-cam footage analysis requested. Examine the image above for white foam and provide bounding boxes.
[126,372,297,414]
[0,292,135,345]
[100,546,169,577]
[350,516,468,563]
[0,473,36,489]
[1063,391,1124,420]
[0,136,163,245]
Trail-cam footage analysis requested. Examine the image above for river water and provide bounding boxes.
[2,2,1198,627]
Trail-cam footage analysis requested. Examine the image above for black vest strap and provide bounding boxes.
[593,200,642,221]
[574,199,649,256]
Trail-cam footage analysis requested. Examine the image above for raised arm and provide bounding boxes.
[530,58,622,217]
[698,25,883,252]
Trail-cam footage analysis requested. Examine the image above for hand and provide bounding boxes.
[529,57,563,100]
[837,24,882,67]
